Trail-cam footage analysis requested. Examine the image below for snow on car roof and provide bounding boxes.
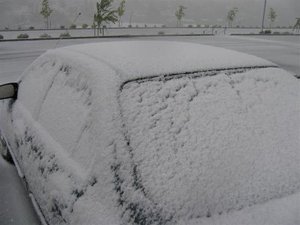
[56,41,276,82]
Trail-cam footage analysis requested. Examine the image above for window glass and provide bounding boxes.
[18,57,59,119]
[38,64,92,166]
[119,68,300,218]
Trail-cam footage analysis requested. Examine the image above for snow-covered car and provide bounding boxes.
[0,41,299,225]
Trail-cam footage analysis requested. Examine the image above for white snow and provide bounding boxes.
[0,155,41,225]
[1,41,299,225]
[7,50,121,225]
[120,67,300,222]
[63,41,276,81]
[182,191,300,225]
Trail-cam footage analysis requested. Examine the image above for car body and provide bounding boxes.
[0,41,299,225]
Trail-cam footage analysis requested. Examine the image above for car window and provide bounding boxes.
[37,62,93,169]
[13,58,96,224]
[18,56,60,119]
[119,67,300,219]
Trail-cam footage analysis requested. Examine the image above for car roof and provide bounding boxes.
[54,41,276,82]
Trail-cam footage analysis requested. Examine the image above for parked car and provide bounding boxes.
[0,41,299,225]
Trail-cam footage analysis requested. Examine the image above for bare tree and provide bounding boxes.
[175,5,186,27]
[94,0,118,36]
[227,7,238,28]
[268,7,277,28]
[293,18,300,33]
[40,0,53,29]
[117,0,126,27]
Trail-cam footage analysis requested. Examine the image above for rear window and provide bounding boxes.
[119,68,300,220]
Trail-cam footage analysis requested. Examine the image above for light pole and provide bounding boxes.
[261,0,267,33]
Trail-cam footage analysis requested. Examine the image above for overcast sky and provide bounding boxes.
[0,0,298,29]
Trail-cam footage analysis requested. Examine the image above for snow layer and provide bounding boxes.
[183,191,300,225]
[62,41,276,81]
[119,67,300,222]
[0,155,41,225]
[1,42,299,225]
[7,50,122,225]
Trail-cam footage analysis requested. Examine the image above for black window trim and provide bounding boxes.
[120,65,278,91]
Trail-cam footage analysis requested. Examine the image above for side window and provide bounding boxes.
[37,62,92,167]
[12,56,94,223]
[18,56,61,119]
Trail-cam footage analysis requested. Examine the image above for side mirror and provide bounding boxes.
[0,83,18,100]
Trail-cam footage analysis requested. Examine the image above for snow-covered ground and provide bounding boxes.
[0,156,40,225]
